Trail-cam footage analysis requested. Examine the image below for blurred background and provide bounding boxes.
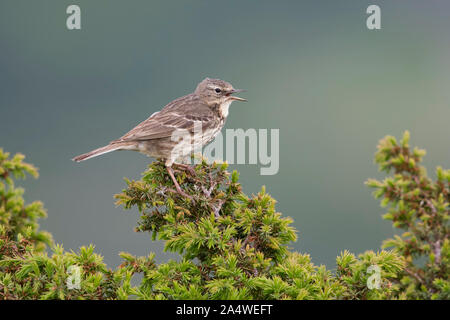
[1,0,449,269]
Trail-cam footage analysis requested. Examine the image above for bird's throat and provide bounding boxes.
[219,100,232,118]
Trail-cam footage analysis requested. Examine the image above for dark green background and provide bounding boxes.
[1,1,449,268]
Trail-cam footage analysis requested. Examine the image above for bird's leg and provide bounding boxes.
[166,165,192,199]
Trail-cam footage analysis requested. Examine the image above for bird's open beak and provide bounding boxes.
[228,89,247,102]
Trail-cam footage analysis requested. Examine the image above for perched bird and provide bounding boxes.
[72,78,246,197]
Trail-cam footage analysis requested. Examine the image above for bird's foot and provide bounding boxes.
[170,186,193,200]
[174,163,196,176]
[166,165,193,200]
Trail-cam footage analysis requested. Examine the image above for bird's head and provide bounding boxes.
[195,78,246,106]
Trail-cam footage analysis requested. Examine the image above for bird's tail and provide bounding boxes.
[72,144,125,162]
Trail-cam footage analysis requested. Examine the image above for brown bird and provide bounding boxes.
[72,78,246,197]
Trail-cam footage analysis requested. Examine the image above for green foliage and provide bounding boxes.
[0,236,130,299]
[0,149,51,252]
[336,250,404,299]
[1,131,447,300]
[366,131,449,299]
[114,160,403,300]
[0,149,130,299]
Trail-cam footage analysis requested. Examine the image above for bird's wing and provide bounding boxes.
[113,97,217,142]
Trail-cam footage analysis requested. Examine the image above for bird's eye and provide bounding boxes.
[215,88,221,93]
